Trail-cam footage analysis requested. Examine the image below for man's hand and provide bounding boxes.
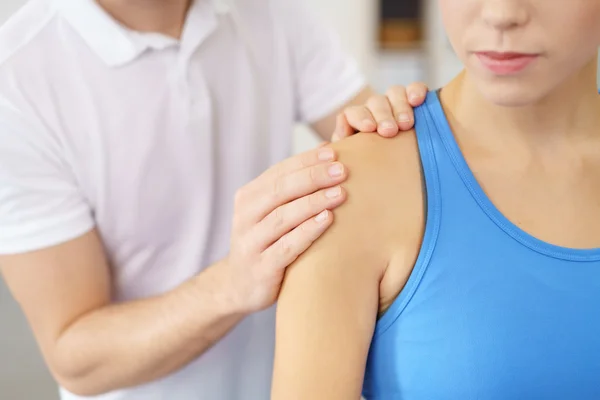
[333,83,429,142]
[223,146,348,314]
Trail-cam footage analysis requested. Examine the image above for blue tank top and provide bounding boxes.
[362,91,600,400]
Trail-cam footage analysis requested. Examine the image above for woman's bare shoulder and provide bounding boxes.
[281,131,425,298]
[327,132,426,308]
[328,131,424,243]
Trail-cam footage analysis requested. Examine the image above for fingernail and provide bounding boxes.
[325,186,342,198]
[328,163,344,178]
[397,113,412,123]
[380,120,396,130]
[318,148,335,161]
[315,210,329,223]
[409,93,421,103]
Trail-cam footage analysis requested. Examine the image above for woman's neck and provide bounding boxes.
[441,59,600,151]
[96,0,192,38]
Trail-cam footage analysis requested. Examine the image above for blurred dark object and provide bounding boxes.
[379,0,422,49]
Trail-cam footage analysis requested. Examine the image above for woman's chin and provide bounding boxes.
[476,81,541,108]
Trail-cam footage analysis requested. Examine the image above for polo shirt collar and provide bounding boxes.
[53,0,233,67]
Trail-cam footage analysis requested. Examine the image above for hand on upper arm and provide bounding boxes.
[0,229,110,380]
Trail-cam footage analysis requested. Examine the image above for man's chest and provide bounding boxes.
[46,42,297,264]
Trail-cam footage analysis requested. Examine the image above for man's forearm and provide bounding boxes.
[52,258,245,396]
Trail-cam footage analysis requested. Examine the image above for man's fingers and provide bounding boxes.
[406,82,428,107]
[242,160,347,224]
[234,146,338,229]
[255,185,346,250]
[260,209,334,269]
[366,94,399,137]
[332,113,356,142]
[385,85,416,131]
[341,107,377,134]
[259,145,337,184]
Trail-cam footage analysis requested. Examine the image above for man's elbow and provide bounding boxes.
[50,344,114,396]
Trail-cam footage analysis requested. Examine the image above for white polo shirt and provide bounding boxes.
[0,0,366,399]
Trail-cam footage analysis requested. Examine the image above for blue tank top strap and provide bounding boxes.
[372,92,443,338]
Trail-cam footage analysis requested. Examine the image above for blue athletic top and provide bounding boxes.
[362,91,600,400]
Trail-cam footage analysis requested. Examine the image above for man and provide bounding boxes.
[0,0,427,399]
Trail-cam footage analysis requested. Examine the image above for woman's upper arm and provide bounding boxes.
[272,232,381,400]
[272,137,389,400]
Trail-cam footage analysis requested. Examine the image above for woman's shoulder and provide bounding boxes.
[331,130,419,174]
[278,131,426,332]
[321,131,425,270]
[329,132,426,313]
[329,131,424,226]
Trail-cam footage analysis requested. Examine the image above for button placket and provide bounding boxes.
[185,62,216,267]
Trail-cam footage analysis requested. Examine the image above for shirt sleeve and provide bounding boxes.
[272,0,368,124]
[0,98,94,255]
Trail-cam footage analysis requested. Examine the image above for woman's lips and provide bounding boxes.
[475,51,539,75]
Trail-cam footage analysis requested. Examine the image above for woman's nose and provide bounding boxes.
[481,0,530,31]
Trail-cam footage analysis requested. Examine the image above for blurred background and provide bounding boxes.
[0,0,597,398]
[295,0,463,151]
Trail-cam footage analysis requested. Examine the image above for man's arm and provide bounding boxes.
[0,101,245,395]
[0,95,351,396]
[1,230,243,396]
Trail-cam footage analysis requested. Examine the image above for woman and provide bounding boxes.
[271,0,600,399]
